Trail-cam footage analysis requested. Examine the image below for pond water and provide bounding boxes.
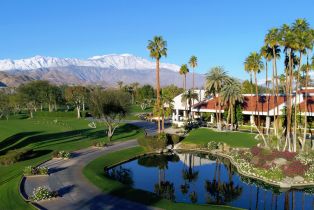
[106,152,314,210]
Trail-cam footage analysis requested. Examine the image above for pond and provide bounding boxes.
[106,152,314,210]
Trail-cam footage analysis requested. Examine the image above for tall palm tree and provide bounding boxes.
[179,64,189,91]
[244,52,264,127]
[291,18,311,152]
[189,56,198,90]
[206,67,231,130]
[280,24,299,151]
[147,36,167,133]
[265,28,281,138]
[260,45,273,135]
[181,90,198,121]
[221,79,243,131]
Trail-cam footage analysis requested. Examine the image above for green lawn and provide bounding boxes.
[83,146,241,210]
[183,128,258,148]
[0,111,144,210]
[125,104,153,120]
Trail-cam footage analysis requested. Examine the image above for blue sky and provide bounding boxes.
[0,0,314,80]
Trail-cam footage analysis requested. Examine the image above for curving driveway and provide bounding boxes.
[22,140,161,210]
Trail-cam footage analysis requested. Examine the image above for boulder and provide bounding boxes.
[273,158,287,167]
[293,176,305,183]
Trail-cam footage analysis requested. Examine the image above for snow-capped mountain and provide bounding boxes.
[0,54,205,88]
[0,54,180,71]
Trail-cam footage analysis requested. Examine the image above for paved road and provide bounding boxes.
[23,140,161,210]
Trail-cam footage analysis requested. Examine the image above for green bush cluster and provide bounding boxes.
[207,141,219,150]
[31,186,58,202]
[0,148,32,165]
[137,133,168,151]
[52,150,71,159]
[23,166,49,176]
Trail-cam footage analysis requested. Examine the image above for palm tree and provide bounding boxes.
[265,28,281,138]
[221,79,243,131]
[206,67,231,130]
[189,56,198,90]
[147,36,167,133]
[291,18,311,152]
[244,52,264,127]
[179,64,189,90]
[181,90,198,121]
[280,24,299,151]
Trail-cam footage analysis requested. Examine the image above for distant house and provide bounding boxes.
[171,89,207,127]
[171,87,314,127]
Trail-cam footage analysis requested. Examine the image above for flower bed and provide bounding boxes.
[23,166,49,176]
[52,151,71,159]
[31,186,58,202]
[226,146,314,184]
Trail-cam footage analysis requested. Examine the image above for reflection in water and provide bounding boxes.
[105,166,133,186]
[154,181,175,201]
[107,152,314,210]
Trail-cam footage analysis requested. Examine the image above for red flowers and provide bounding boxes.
[282,160,309,177]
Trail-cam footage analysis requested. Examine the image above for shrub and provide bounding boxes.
[282,160,309,177]
[272,150,296,161]
[31,186,58,201]
[0,148,32,165]
[23,166,49,176]
[207,141,218,150]
[250,146,262,156]
[52,151,71,159]
[92,141,104,147]
[138,135,167,152]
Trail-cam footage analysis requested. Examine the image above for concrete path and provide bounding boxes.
[23,140,161,210]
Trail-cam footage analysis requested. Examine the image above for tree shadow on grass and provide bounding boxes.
[0,131,42,154]
[22,149,52,161]
[0,129,93,155]
[72,187,162,210]
[87,124,141,141]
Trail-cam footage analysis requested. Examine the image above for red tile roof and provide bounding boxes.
[299,96,314,113]
[194,95,286,112]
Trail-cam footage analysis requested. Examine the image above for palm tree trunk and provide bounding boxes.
[231,104,234,131]
[266,61,270,135]
[193,67,195,91]
[273,47,280,140]
[226,106,231,129]
[254,72,259,127]
[218,94,222,130]
[250,72,253,133]
[293,52,302,152]
[303,56,309,151]
[184,74,187,90]
[285,51,293,151]
[156,59,161,133]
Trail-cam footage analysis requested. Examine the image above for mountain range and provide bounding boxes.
[0,54,205,88]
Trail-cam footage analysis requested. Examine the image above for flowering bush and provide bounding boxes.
[31,186,58,201]
[207,141,218,150]
[296,152,314,165]
[282,160,309,177]
[305,165,314,181]
[273,150,297,161]
[23,166,48,176]
[250,146,262,156]
[52,151,71,159]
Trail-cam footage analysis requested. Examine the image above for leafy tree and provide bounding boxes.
[0,91,10,120]
[89,89,130,141]
[147,36,167,133]
[64,86,88,118]
[137,84,155,110]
